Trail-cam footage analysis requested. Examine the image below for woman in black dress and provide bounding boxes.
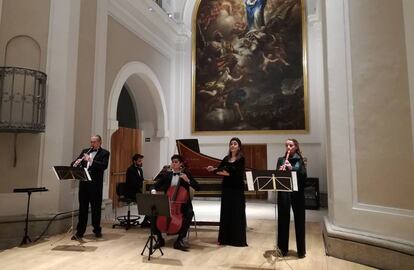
[276,138,307,258]
[207,137,248,247]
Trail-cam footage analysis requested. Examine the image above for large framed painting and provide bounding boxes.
[192,0,308,133]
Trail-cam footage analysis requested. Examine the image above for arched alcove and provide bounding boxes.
[117,85,138,129]
[5,35,41,69]
[108,61,169,139]
[107,61,170,201]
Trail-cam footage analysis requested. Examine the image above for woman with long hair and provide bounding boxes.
[277,138,307,258]
[207,137,248,246]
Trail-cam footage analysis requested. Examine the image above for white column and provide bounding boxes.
[36,0,81,213]
[92,0,108,139]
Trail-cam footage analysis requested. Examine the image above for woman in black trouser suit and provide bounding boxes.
[276,138,307,258]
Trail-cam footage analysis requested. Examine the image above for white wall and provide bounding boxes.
[324,0,414,242]
[403,0,414,151]
[0,0,81,216]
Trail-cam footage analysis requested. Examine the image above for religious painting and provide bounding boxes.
[192,0,308,133]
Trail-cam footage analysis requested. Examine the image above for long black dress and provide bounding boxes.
[218,156,248,246]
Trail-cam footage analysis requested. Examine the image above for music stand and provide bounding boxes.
[52,166,91,239]
[52,166,91,182]
[245,170,297,260]
[136,193,170,260]
[13,187,48,245]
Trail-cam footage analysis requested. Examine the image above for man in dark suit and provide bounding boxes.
[125,154,144,199]
[71,135,110,240]
[125,153,150,227]
[151,154,200,251]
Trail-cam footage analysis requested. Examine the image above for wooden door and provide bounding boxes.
[109,127,142,208]
[243,144,268,199]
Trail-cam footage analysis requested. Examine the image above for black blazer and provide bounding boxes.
[153,170,200,203]
[71,147,110,184]
[125,164,144,199]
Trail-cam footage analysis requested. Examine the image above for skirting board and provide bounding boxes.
[323,217,414,270]
[0,199,112,250]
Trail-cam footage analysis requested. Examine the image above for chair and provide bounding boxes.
[112,182,140,230]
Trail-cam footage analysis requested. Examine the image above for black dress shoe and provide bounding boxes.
[298,253,306,259]
[280,250,288,257]
[140,221,151,228]
[173,239,189,251]
[95,232,102,238]
[71,235,82,241]
[153,237,165,249]
[177,238,190,249]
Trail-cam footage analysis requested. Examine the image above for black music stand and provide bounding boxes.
[52,166,91,182]
[245,170,297,260]
[245,170,298,192]
[137,193,170,260]
[13,187,48,245]
[52,166,91,239]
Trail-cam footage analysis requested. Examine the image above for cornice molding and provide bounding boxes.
[108,0,191,58]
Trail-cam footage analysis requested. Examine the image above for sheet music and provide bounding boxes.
[52,167,60,181]
[291,171,298,191]
[246,171,254,191]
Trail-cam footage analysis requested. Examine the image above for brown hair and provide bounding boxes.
[132,153,144,161]
[285,138,305,164]
[226,137,243,161]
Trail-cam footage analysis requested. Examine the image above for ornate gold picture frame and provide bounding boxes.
[192,0,308,134]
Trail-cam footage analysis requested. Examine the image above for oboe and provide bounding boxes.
[280,150,291,171]
[73,147,93,167]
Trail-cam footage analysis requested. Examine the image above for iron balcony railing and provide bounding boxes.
[0,66,47,133]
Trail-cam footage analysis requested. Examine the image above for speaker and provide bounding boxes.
[304,177,320,210]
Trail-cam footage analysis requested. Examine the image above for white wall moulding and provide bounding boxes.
[107,0,190,59]
[323,217,414,270]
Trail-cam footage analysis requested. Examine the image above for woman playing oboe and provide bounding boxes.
[276,138,307,258]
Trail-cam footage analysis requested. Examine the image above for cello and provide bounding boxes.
[156,169,190,235]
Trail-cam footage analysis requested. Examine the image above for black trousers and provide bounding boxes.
[152,203,194,240]
[76,181,103,237]
[277,188,306,255]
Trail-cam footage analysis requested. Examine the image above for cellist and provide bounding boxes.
[151,154,200,251]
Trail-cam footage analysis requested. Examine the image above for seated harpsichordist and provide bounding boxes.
[125,153,150,227]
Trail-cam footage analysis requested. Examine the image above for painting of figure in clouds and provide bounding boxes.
[193,0,308,133]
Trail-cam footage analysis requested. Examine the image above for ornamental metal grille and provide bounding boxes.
[0,67,47,133]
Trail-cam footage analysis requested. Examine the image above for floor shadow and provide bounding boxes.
[82,232,123,241]
[141,256,183,266]
[229,265,274,270]
[51,245,98,252]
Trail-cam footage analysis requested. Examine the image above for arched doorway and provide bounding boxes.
[109,85,142,207]
[106,61,169,206]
